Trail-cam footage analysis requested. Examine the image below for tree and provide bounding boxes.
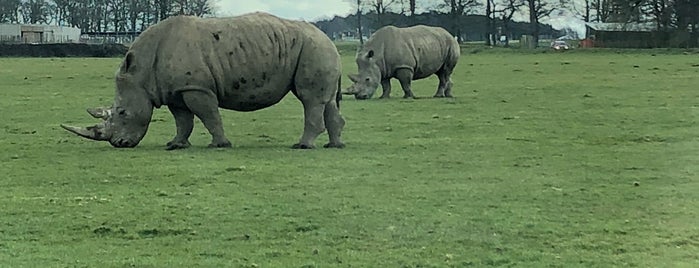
[437,0,480,42]
[369,0,400,27]
[0,0,22,23]
[645,0,673,30]
[560,0,592,22]
[496,0,525,45]
[20,0,54,24]
[173,0,214,16]
[525,0,556,47]
[345,0,367,45]
[485,0,495,45]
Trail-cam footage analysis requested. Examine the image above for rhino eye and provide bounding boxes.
[365,78,370,82]
[116,107,127,116]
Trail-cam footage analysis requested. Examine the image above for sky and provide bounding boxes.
[216,0,353,22]
[215,0,585,37]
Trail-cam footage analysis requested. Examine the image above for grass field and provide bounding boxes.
[1,48,698,267]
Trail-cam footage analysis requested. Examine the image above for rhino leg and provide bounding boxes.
[323,100,345,148]
[165,106,194,150]
[379,79,392,99]
[292,103,325,149]
[395,69,415,99]
[435,67,455,98]
[181,90,232,148]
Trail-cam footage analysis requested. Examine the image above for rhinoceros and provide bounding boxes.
[61,12,345,150]
[343,25,460,99]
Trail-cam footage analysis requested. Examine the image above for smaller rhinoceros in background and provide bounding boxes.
[343,25,460,100]
[61,12,345,150]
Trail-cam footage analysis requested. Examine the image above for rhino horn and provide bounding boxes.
[86,106,112,120]
[61,123,111,141]
[341,85,358,95]
[347,73,360,83]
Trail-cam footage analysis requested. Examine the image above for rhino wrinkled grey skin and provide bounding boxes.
[343,25,460,99]
[62,12,346,150]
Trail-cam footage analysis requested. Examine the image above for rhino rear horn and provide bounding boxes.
[61,123,111,141]
[86,107,112,120]
[347,74,360,83]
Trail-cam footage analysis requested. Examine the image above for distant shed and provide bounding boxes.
[585,22,695,48]
[0,24,81,44]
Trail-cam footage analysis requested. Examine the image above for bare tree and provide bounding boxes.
[0,0,22,23]
[173,0,214,16]
[369,0,399,27]
[345,0,367,45]
[645,0,673,30]
[20,0,54,24]
[560,0,592,21]
[437,0,480,42]
[590,0,614,22]
[496,0,525,43]
[525,0,556,47]
[485,0,495,45]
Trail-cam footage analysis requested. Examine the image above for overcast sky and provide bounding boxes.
[216,0,353,21]
[215,0,585,36]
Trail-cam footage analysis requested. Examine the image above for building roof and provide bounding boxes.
[585,22,658,32]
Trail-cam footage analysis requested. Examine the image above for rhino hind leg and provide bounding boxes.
[435,64,456,98]
[180,91,232,148]
[322,101,345,148]
[395,69,416,99]
[165,106,194,150]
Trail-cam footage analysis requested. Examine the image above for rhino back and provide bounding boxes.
[128,13,327,111]
[363,25,458,79]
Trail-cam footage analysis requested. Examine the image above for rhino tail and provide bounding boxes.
[336,76,342,110]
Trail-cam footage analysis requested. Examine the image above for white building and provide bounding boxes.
[0,24,81,44]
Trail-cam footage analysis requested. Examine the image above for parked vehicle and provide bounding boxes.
[550,40,570,51]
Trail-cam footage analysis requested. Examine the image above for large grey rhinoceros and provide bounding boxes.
[343,25,460,99]
[61,12,346,150]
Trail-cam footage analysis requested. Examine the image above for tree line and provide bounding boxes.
[340,0,699,46]
[0,0,696,45]
[0,0,216,32]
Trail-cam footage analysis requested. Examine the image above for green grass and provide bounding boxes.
[1,51,698,267]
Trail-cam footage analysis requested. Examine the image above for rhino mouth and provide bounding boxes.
[355,94,370,100]
[110,137,138,148]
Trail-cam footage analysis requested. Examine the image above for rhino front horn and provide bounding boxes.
[86,107,112,120]
[60,123,111,141]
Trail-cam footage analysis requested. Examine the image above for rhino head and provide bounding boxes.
[342,50,381,100]
[62,52,154,148]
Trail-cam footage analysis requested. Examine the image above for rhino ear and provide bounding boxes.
[119,51,135,74]
[348,74,360,83]
[366,50,374,59]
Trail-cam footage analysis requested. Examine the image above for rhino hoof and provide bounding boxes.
[166,140,191,150]
[291,143,315,149]
[208,140,232,148]
[323,142,345,149]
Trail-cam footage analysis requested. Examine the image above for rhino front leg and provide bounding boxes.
[180,90,232,148]
[323,100,345,148]
[395,69,415,99]
[292,102,325,149]
[166,106,194,150]
[379,79,392,99]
